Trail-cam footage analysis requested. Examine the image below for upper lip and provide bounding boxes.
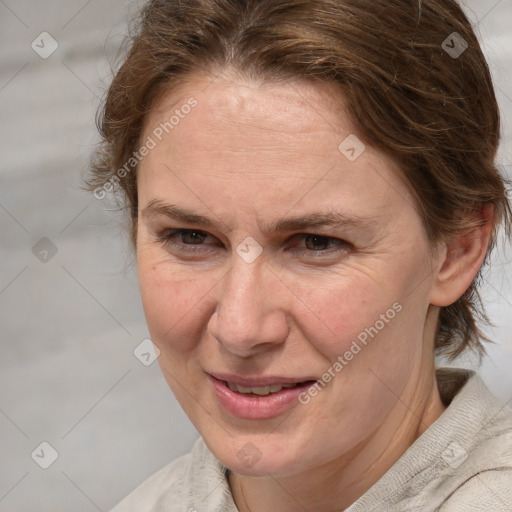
[208,371,316,387]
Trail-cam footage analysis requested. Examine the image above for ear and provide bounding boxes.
[429,205,494,307]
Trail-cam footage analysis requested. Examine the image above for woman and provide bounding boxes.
[88,0,512,510]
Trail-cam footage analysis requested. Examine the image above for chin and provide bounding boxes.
[202,430,309,477]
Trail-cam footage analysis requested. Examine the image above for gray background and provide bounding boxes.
[0,0,511,510]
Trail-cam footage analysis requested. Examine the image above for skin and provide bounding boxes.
[135,70,492,511]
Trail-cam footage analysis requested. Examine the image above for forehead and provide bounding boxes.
[138,71,416,225]
[145,71,346,138]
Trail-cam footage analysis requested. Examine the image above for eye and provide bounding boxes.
[303,234,340,251]
[156,228,221,253]
[287,233,351,260]
[171,229,209,244]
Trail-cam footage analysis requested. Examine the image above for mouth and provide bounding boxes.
[207,372,317,419]
[223,380,314,396]
[209,371,316,394]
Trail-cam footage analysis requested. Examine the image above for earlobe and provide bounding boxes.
[429,206,493,307]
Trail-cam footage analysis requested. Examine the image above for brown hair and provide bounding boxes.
[87,0,511,360]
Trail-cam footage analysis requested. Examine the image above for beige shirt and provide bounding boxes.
[110,368,512,511]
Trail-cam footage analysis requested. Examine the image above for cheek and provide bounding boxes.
[138,259,217,353]
[292,273,396,357]
[292,257,426,380]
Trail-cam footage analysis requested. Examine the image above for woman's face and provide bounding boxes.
[136,72,442,477]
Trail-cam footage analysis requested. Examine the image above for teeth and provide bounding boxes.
[227,382,298,395]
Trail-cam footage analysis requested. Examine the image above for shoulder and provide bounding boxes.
[436,371,512,510]
[347,370,512,512]
[109,437,236,512]
[438,468,512,511]
[439,419,512,510]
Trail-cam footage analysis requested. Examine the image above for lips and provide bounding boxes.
[207,372,317,419]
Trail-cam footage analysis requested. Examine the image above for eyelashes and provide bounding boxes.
[299,233,348,252]
[163,229,214,245]
[156,229,220,252]
[155,228,352,261]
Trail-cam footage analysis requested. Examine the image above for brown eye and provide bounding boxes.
[156,229,220,252]
[178,230,208,244]
[304,234,335,251]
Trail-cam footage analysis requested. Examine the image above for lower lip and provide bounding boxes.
[209,376,313,419]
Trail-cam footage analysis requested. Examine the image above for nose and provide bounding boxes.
[207,256,290,357]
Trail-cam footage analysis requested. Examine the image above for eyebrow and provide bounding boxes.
[140,199,375,233]
[141,199,218,228]
[267,211,374,233]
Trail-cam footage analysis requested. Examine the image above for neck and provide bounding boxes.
[229,366,446,512]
